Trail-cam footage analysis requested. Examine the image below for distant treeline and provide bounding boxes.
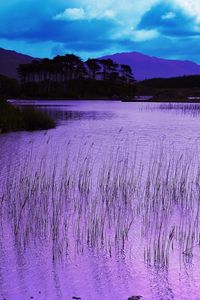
[140,75,200,89]
[2,62,200,99]
[17,54,135,99]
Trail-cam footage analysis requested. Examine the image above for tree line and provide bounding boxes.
[140,75,200,89]
[18,54,135,99]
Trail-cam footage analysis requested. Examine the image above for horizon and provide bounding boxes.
[0,1,200,63]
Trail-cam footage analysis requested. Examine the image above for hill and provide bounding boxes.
[0,48,35,79]
[100,52,200,80]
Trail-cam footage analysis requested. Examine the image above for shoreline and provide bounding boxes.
[0,99,56,133]
[9,97,200,103]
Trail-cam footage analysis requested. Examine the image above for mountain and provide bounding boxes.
[0,48,35,79]
[100,52,200,80]
[1,47,200,81]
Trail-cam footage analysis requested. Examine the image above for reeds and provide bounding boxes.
[0,99,56,133]
[159,103,200,117]
[141,102,200,117]
[1,136,200,267]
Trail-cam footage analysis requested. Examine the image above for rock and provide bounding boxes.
[72,297,81,300]
[127,296,142,300]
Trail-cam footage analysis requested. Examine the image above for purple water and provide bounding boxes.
[1,100,200,300]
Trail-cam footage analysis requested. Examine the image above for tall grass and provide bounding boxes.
[159,103,200,117]
[0,99,56,133]
[142,102,200,117]
[1,137,200,266]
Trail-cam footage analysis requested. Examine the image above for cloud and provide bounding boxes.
[0,0,158,54]
[1,0,200,64]
[138,2,200,37]
[173,0,200,22]
[161,12,176,20]
[132,29,159,41]
[54,8,86,21]
[54,6,116,21]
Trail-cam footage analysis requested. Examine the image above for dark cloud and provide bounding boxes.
[138,2,200,37]
[0,2,116,54]
[1,0,200,64]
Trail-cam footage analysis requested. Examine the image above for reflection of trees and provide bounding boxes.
[41,109,114,122]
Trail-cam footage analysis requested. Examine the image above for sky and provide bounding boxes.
[0,0,200,62]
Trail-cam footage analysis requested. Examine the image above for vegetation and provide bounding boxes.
[18,54,135,99]
[0,98,56,133]
[137,75,200,100]
[149,90,188,102]
[0,74,20,97]
[159,102,200,116]
[1,136,199,267]
[140,75,200,89]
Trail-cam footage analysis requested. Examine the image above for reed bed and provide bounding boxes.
[159,103,200,117]
[141,102,200,117]
[0,99,56,133]
[1,136,200,267]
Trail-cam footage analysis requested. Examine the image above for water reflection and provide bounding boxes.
[11,99,115,122]
[44,109,115,122]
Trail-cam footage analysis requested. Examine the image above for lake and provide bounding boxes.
[1,100,200,300]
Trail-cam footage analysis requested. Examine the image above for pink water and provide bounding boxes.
[1,100,200,300]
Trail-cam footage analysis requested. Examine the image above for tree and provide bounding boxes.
[62,54,84,80]
[18,53,136,99]
[120,64,135,83]
[98,59,119,81]
[86,59,101,80]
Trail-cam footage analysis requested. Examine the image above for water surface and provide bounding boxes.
[1,100,200,300]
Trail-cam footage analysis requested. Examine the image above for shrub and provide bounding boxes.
[0,99,56,133]
[21,107,56,131]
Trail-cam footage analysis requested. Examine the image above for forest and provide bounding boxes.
[17,54,136,99]
[0,74,20,97]
[140,75,200,89]
[2,57,200,100]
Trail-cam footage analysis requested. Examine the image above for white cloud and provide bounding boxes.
[54,8,86,21]
[162,12,176,20]
[133,29,159,41]
[53,0,161,44]
[54,0,160,24]
[103,10,116,19]
[54,6,116,21]
[85,0,160,25]
[172,0,200,22]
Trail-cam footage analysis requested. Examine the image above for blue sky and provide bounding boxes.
[1,0,200,62]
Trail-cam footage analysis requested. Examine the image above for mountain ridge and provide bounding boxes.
[0,48,35,79]
[99,52,200,80]
[1,47,200,80]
